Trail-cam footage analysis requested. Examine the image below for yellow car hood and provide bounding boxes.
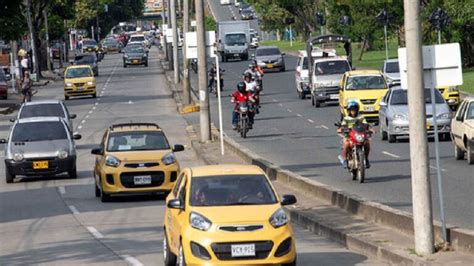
[110,150,171,162]
[194,204,281,224]
[64,76,94,84]
[344,88,387,102]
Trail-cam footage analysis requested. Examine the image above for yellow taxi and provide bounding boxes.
[339,70,389,123]
[91,123,184,202]
[438,85,460,110]
[64,65,96,100]
[163,164,297,266]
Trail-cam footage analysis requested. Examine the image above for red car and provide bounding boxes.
[0,70,8,99]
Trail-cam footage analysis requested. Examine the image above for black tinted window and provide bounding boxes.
[83,40,97,46]
[12,122,68,142]
[315,61,351,75]
[256,48,281,56]
[385,62,399,73]
[390,89,444,105]
[75,55,95,64]
[20,104,65,119]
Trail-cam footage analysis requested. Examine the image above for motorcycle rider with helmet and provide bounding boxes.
[208,63,224,92]
[231,81,255,130]
[244,61,264,80]
[337,101,375,169]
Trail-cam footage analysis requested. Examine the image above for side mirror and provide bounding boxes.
[0,138,7,144]
[167,199,184,210]
[456,116,463,122]
[73,133,82,140]
[281,52,286,56]
[9,118,15,123]
[281,194,297,206]
[379,101,387,107]
[173,144,185,152]
[69,114,77,119]
[91,147,104,155]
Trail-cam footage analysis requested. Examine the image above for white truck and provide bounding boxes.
[217,21,250,62]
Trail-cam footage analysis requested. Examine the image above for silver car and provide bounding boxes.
[379,86,452,143]
[254,46,286,72]
[1,117,82,183]
[12,100,77,132]
[381,59,400,84]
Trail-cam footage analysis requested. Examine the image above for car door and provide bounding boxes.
[95,131,108,179]
[452,100,467,148]
[169,173,188,251]
[339,73,348,113]
[379,90,391,129]
[295,57,302,89]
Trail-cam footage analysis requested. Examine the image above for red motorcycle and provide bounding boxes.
[337,122,372,183]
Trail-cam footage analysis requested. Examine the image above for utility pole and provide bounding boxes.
[404,0,434,256]
[177,0,182,14]
[196,0,210,141]
[96,16,100,43]
[161,0,168,59]
[182,0,191,104]
[43,10,52,71]
[25,0,40,79]
[171,0,180,84]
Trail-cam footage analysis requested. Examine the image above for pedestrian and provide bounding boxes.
[20,55,29,80]
[21,71,32,103]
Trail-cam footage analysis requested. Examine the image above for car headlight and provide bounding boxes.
[87,81,94,86]
[437,113,451,120]
[269,208,289,228]
[162,153,176,165]
[393,114,408,121]
[57,150,68,159]
[190,212,212,231]
[124,54,129,58]
[66,83,73,87]
[448,86,458,92]
[105,155,121,167]
[13,152,24,162]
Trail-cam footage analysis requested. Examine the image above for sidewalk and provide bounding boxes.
[162,58,474,265]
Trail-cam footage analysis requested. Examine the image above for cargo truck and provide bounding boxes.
[217,21,250,62]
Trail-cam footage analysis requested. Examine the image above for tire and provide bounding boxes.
[280,66,286,72]
[314,98,321,108]
[241,117,247,138]
[468,141,474,165]
[95,181,100,197]
[357,149,366,183]
[100,185,111,202]
[65,95,69,100]
[68,164,77,179]
[454,144,464,160]
[92,93,97,98]
[123,64,127,68]
[298,91,305,100]
[145,62,148,67]
[163,231,177,266]
[6,168,14,184]
[178,241,186,266]
[381,129,388,141]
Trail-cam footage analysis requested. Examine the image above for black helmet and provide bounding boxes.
[244,72,253,79]
[237,82,246,93]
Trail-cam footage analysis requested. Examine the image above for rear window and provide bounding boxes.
[130,36,145,42]
[256,48,281,56]
[20,104,65,119]
[12,121,68,142]
[83,40,97,46]
[75,55,95,64]
[385,62,399,73]
[314,60,350,75]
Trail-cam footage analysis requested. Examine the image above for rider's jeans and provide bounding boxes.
[232,110,254,126]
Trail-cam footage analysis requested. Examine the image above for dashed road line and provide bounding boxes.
[308,119,314,123]
[58,186,65,195]
[88,110,93,114]
[78,125,83,130]
[87,226,104,239]
[320,125,329,129]
[81,120,86,124]
[68,205,80,215]
[85,115,90,119]
[287,109,292,113]
[382,151,401,159]
[92,106,96,110]
[296,114,303,117]
[121,255,144,266]
[279,103,283,107]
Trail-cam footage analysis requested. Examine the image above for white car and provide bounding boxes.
[452,98,474,164]
[220,0,232,5]
[129,34,149,48]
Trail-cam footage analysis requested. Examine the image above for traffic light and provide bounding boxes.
[316,12,326,26]
[428,8,450,30]
[376,9,388,25]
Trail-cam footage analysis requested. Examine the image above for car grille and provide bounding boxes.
[119,171,165,188]
[319,86,339,94]
[211,241,273,260]
[74,83,85,87]
[361,99,377,105]
[263,60,276,64]
[219,225,263,232]
[124,162,160,168]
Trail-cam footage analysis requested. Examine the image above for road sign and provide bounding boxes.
[191,20,197,27]
[398,43,463,89]
[184,31,216,59]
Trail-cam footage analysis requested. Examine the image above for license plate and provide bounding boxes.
[133,60,139,64]
[234,53,239,57]
[426,121,431,129]
[134,175,152,185]
[76,87,83,91]
[231,244,255,257]
[267,64,273,68]
[364,106,375,112]
[33,161,49,169]
[330,94,339,100]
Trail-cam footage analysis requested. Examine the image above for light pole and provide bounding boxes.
[171,0,180,84]
[182,0,191,104]
[196,0,210,141]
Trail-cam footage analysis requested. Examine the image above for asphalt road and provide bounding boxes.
[0,48,384,265]
[190,1,474,231]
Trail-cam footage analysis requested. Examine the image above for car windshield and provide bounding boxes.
[256,48,281,56]
[107,131,170,152]
[225,34,246,46]
[125,46,145,53]
[385,62,399,73]
[346,75,386,90]
[467,103,474,119]
[83,40,97,46]
[314,60,350,75]
[20,104,65,119]
[66,67,92,78]
[190,174,278,206]
[12,121,68,142]
[390,89,445,105]
[130,36,145,42]
[75,55,95,64]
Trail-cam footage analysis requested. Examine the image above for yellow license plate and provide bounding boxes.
[133,60,139,64]
[426,121,431,129]
[33,161,49,169]
[267,64,273,68]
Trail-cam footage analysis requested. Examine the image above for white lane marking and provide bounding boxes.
[320,125,329,129]
[296,114,303,117]
[58,186,66,194]
[279,103,283,107]
[95,102,99,106]
[68,205,80,215]
[92,106,97,110]
[287,109,292,113]
[85,115,90,119]
[78,125,83,130]
[382,151,401,159]
[430,165,447,172]
[128,100,134,104]
[87,226,104,239]
[88,110,93,114]
[308,119,314,123]
[121,255,144,266]
[81,120,86,124]
[272,98,277,102]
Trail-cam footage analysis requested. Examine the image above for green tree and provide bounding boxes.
[0,1,26,41]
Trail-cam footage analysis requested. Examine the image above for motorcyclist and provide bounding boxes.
[243,72,257,93]
[337,101,374,169]
[244,61,263,80]
[231,81,255,130]
[208,63,224,92]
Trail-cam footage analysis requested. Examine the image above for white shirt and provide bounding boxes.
[21,58,28,68]
[245,81,257,92]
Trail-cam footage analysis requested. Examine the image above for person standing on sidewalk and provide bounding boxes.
[20,55,29,80]
[21,71,32,102]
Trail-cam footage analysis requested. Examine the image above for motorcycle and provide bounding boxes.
[209,70,225,97]
[236,102,254,138]
[336,122,372,183]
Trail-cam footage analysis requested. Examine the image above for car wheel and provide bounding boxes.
[163,231,177,265]
[468,141,474,165]
[283,257,297,266]
[65,95,69,100]
[92,93,97,98]
[145,62,148,67]
[381,128,388,141]
[388,133,396,143]
[298,90,305,100]
[68,164,77,179]
[123,64,127,68]
[314,98,321,108]
[178,241,186,266]
[100,189,111,202]
[5,168,14,184]
[454,144,465,160]
[280,66,286,72]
